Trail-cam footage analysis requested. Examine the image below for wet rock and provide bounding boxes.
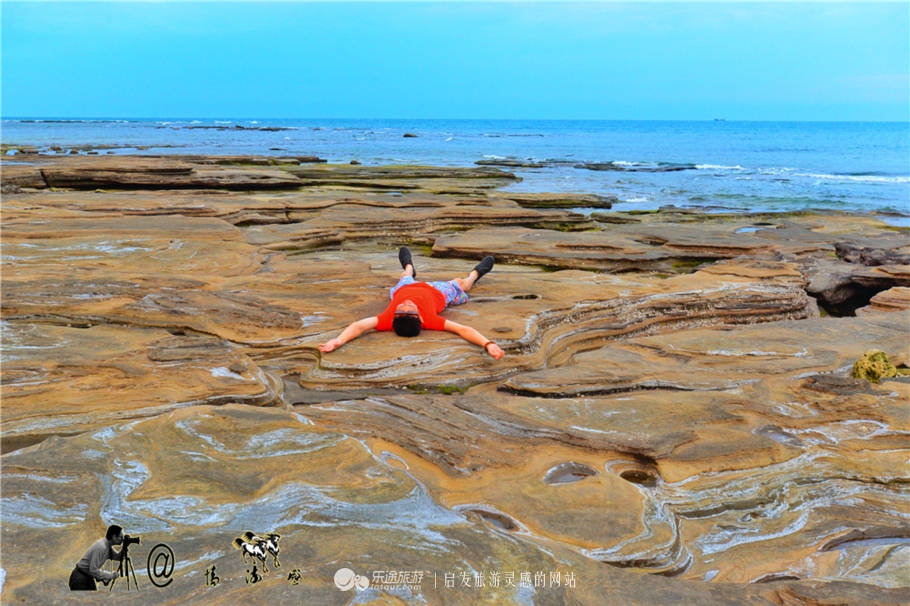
[289,164,517,181]
[1,404,796,605]
[659,205,698,214]
[592,212,642,224]
[2,154,907,602]
[543,462,599,484]
[777,582,910,606]
[37,156,304,190]
[476,159,546,168]
[1,325,276,450]
[835,242,910,266]
[801,374,885,396]
[211,155,307,166]
[493,191,615,209]
[754,425,803,447]
[753,573,801,584]
[432,226,792,273]
[283,163,518,192]
[618,469,659,488]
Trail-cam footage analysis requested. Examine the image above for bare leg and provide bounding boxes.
[399,264,415,280]
[455,270,479,292]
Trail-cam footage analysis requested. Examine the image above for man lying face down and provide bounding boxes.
[319,247,505,360]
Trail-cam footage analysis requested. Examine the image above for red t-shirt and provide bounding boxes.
[375,283,448,331]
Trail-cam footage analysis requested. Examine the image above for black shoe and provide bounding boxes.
[472,256,495,282]
[399,246,416,278]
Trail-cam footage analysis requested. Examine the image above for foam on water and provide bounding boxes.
[796,172,910,184]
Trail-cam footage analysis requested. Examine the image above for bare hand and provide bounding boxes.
[486,343,505,360]
[319,338,343,353]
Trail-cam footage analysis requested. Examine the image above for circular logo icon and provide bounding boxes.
[147,543,175,588]
[334,568,369,591]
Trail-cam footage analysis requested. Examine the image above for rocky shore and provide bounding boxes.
[1,154,908,605]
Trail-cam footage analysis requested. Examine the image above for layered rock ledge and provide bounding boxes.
[1,154,908,605]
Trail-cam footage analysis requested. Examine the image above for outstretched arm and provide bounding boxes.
[319,316,379,353]
[443,320,505,360]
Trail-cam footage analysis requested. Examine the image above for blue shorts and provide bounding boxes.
[391,276,469,307]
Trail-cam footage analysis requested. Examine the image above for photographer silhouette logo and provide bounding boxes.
[334,568,370,591]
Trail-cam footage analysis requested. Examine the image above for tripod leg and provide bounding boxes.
[127,556,140,591]
[109,559,123,591]
[120,556,138,591]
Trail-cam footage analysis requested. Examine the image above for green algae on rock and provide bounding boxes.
[852,349,898,383]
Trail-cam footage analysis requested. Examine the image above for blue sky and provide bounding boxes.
[2,2,908,120]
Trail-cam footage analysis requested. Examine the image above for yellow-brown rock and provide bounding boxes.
[2,155,909,605]
[858,286,910,314]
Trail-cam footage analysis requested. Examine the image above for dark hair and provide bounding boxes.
[106,525,123,540]
[393,315,421,337]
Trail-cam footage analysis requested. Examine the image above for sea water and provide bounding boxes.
[3,119,908,221]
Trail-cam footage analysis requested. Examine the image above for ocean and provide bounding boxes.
[3,119,908,223]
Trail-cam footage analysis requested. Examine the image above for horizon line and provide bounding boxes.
[4,117,909,124]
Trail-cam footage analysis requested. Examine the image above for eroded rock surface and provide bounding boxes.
[2,155,909,605]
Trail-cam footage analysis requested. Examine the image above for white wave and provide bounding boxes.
[759,167,796,174]
[795,172,909,184]
[622,196,648,203]
[612,160,643,166]
[214,120,232,124]
[696,164,744,170]
[483,154,507,159]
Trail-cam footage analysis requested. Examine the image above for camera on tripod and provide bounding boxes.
[110,534,142,591]
[123,534,141,548]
